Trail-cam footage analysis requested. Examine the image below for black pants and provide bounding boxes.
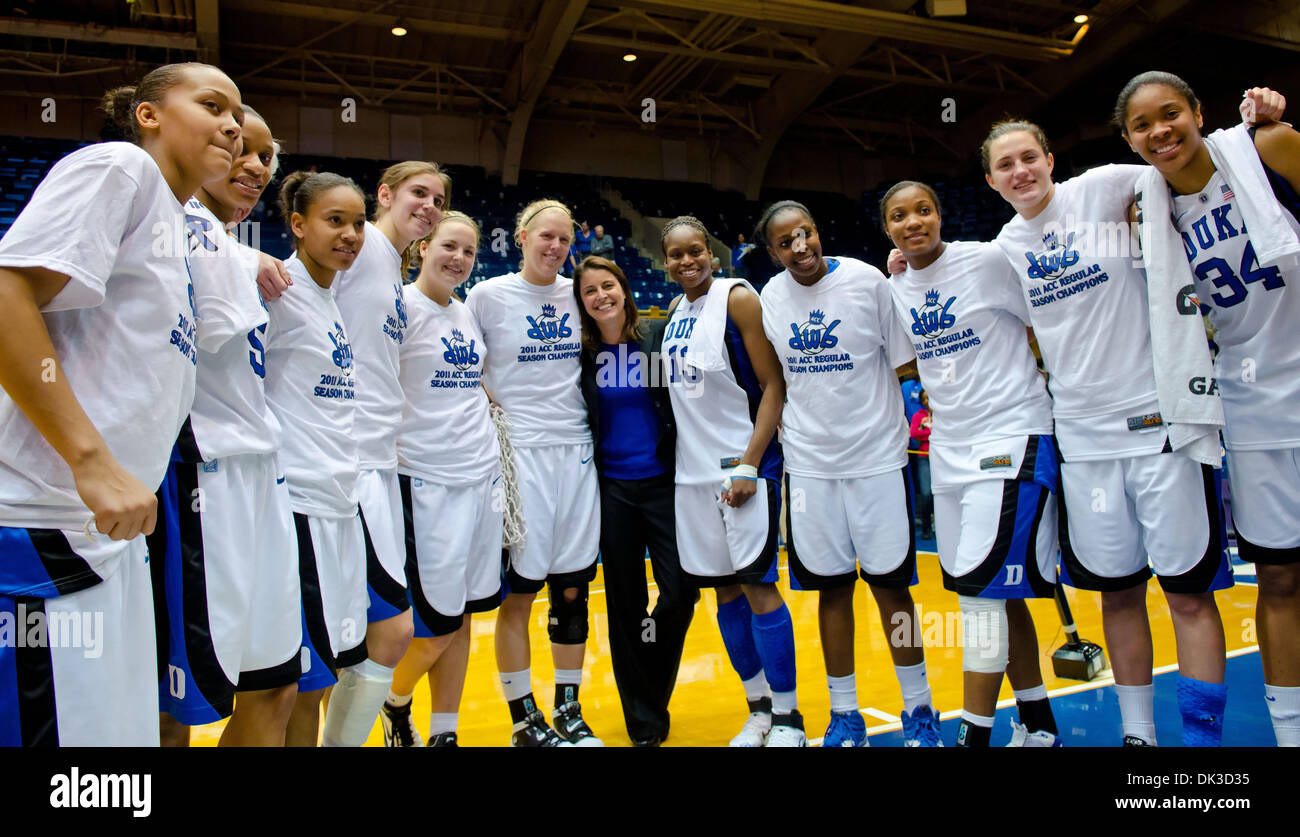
[599,472,697,741]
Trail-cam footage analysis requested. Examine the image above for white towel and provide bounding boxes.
[685,277,756,373]
[1203,123,1300,269]
[1134,170,1225,466]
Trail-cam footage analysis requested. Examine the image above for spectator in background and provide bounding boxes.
[575,220,594,255]
[909,389,934,540]
[711,255,723,277]
[732,233,754,280]
[590,224,615,260]
[900,372,923,424]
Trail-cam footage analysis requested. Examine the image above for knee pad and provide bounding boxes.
[958,595,1009,675]
[547,583,589,644]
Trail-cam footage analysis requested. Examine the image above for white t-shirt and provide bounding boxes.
[264,255,359,517]
[0,142,197,533]
[995,164,1168,461]
[761,257,914,478]
[464,273,589,448]
[397,285,500,484]
[1172,170,1300,450]
[333,221,406,470]
[890,241,1053,445]
[182,198,282,462]
[665,283,782,486]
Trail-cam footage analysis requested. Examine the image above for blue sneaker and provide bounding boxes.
[901,705,943,747]
[822,710,868,747]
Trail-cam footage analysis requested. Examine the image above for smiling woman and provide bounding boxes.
[464,197,606,746]
[262,170,378,747]
[573,254,695,747]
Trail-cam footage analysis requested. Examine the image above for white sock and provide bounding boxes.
[386,690,412,708]
[828,673,858,713]
[960,710,995,728]
[554,668,582,685]
[499,668,532,703]
[895,662,932,713]
[771,690,797,715]
[1115,683,1157,745]
[1265,684,1300,747]
[741,671,771,703]
[429,712,458,737]
[1013,685,1049,702]
[322,658,395,747]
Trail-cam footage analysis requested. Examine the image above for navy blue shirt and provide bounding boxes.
[596,341,666,479]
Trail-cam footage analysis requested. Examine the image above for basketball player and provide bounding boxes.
[152,106,303,747]
[756,201,941,748]
[0,63,241,745]
[381,212,502,747]
[1117,76,1299,746]
[659,216,804,746]
[882,182,1063,747]
[265,171,371,747]
[329,161,450,747]
[465,199,602,747]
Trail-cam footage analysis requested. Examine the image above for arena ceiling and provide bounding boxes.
[2,1,1298,187]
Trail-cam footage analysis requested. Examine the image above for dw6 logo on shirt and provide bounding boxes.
[442,329,481,370]
[787,309,841,355]
[385,283,408,343]
[526,303,572,344]
[330,321,354,373]
[910,289,957,338]
[1025,229,1080,281]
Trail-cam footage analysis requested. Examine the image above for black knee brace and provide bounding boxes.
[547,583,590,644]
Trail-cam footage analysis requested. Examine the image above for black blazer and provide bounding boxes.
[579,318,676,477]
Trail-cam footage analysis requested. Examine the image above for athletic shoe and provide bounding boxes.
[1006,720,1062,748]
[729,697,773,747]
[427,731,458,748]
[553,701,604,747]
[1122,734,1156,747]
[380,700,423,748]
[766,710,808,747]
[901,705,943,747]
[822,710,868,747]
[511,710,571,747]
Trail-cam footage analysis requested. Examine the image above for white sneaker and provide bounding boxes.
[729,711,773,747]
[1006,720,1062,747]
[380,700,423,748]
[765,710,808,747]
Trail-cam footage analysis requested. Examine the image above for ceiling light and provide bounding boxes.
[1074,14,1088,23]
[392,20,408,36]
[623,53,637,62]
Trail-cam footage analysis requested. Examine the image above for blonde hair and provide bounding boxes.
[514,199,573,269]
[411,211,481,272]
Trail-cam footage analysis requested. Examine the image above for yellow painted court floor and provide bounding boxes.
[191,551,1260,747]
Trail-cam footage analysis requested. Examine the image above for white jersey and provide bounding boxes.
[333,221,406,470]
[464,273,589,448]
[264,255,359,517]
[890,241,1053,445]
[0,142,197,530]
[397,285,500,485]
[761,257,914,478]
[995,164,1167,462]
[181,198,282,462]
[665,283,783,485]
[1172,169,1300,450]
